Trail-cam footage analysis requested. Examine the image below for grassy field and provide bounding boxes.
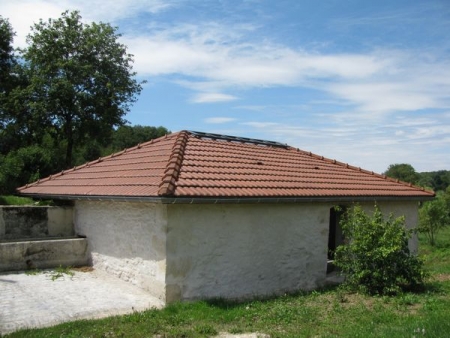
[4,228,450,338]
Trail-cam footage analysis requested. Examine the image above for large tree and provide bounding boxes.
[0,16,16,96]
[0,16,21,153]
[384,163,420,185]
[0,17,33,156]
[20,10,144,167]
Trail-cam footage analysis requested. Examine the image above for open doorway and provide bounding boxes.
[327,206,345,273]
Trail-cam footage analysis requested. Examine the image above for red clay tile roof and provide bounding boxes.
[17,131,434,201]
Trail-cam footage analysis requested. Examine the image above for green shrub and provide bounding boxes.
[334,204,427,295]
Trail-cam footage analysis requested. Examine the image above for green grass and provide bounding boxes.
[419,227,450,275]
[4,228,450,338]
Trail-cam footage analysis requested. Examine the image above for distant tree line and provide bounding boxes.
[384,163,450,246]
[0,12,169,194]
[384,163,450,192]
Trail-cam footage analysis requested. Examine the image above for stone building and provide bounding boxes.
[18,131,434,303]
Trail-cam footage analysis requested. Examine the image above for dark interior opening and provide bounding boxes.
[327,206,345,273]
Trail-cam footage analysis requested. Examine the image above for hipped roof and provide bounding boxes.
[17,131,434,203]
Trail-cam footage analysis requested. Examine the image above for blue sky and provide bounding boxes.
[2,0,449,173]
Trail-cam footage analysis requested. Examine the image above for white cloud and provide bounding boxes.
[1,1,63,47]
[0,0,175,47]
[327,82,438,114]
[233,105,267,112]
[204,117,237,124]
[4,1,449,117]
[125,27,387,87]
[123,23,450,118]
[191,93,238,103]
[241,122,280,128]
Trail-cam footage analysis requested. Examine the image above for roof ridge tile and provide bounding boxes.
[158,131,189,196]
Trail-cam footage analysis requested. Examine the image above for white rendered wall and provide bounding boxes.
[74,201,167,301]
[165,203,330,302]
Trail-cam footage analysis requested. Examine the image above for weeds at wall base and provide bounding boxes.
[24,265,74,281]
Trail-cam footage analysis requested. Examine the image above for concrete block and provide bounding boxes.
[47,207,74,237]
[0,238,89,272]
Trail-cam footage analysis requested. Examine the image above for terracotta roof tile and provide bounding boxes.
[17,130,434,200]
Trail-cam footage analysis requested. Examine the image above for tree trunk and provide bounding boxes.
[64,119,74,169]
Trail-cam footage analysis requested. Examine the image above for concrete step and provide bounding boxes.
[0,237,89,272]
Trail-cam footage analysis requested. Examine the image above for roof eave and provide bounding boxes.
[161,195,434,204]
[18,193,434,204]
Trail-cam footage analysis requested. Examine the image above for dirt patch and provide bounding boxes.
[433,273,450,282]
[72,266,94,272]
[215,333,270,338]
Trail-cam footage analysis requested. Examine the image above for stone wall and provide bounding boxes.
[0,206,87,272]
[74,200,168,302]
[0,206,74,240]
[0,238,89,271]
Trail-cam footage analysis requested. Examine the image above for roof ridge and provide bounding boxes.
[158,131,190,196]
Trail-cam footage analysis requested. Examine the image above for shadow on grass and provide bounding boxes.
[424,279,448,294]
[203,284,342,310]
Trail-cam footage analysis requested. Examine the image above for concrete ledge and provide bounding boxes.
[0,238,89,272]
[0,206,74,240]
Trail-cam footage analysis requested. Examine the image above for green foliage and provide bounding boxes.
[419,170,450,192]
[0,195,35,205]
[0,16,16,96]
[0,125,168,193]
[0,17,35,154]
[0,145,54,194]
[334,204,427,295]
[418,193,450,246]
[384,163,420,185]
[110,125,169,151]
[384,164,450,192]
[0,12,169,192]
[8,10,144,167]
[25,268,41,275]
[48,265,74,281]
[419,226,450,275]
[24,266,74,280]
